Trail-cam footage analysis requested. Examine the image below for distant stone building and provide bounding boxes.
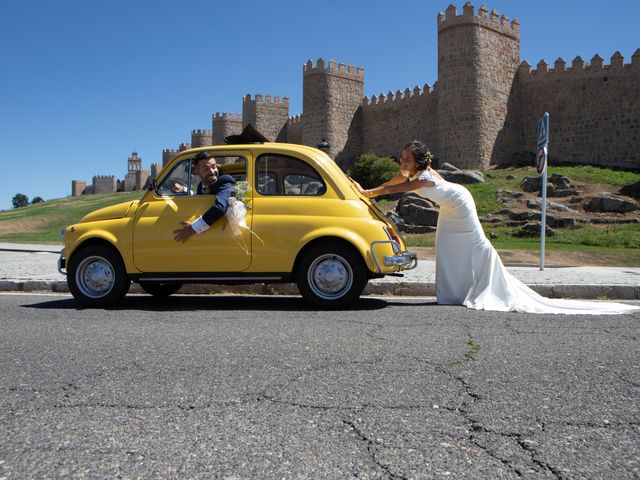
[71,151,155,197]
[165,2,638,171]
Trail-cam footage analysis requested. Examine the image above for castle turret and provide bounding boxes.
[302,59,364,166]
[71,180,86,197]
[437,3,520,168]
[162,149,178,167]
[212,113,243,145]
[191,129,213,147]
[242,95,289,142]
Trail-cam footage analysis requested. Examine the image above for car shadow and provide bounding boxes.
[23,294,390,312]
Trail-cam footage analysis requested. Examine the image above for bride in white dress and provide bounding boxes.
[357,141,639,315]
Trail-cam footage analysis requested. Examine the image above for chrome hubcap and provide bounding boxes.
[308,254,353,300]
[76,256,115,298]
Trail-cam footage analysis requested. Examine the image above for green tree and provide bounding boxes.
[348,153,399,189]
[11,193,29,209]
[31,196,45,204]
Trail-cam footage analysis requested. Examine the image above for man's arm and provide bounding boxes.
[174,175,236,243]
[201,175,235,225]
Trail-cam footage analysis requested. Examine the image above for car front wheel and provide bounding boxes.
[296,242,368,308]
[67,245,130,308]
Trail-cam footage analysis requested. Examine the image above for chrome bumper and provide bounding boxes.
[370,240,418,274]
[57,249,66,275]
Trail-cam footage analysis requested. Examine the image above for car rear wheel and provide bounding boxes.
[139,282,183,297]
[67,245,130,308]
[296,241,368,308]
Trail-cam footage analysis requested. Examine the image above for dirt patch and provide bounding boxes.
[0,217,51,235]
[410,247,633,267]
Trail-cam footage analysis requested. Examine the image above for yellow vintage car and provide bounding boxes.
[59,142,417,308]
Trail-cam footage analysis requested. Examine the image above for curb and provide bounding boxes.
[1,280,639,300]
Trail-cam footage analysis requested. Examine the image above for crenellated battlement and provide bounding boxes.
[437,2,519,39]
[93,175,116,180]
[362,83,437,108]
[303,58,364,81]
[243,94,289,106]
[288,114,302,125]
[191,129,212,135]
[519,49,640,77]
[212,112,242,121]
[162,148,178,154]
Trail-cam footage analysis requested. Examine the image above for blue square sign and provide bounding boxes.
[537,112,549,148]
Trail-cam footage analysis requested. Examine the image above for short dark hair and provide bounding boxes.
[193,151,214,164]
[403,141,434,171]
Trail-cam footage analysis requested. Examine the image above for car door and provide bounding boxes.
[132,154,253,273]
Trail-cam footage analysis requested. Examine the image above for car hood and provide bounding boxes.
[80,201,139,223]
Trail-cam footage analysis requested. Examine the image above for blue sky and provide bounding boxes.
[1,0,638,211]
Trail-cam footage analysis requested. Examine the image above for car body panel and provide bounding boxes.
[131,193,253,272]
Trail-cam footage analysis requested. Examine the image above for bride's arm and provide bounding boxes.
[362,178,434,198]
[378,174,408,187]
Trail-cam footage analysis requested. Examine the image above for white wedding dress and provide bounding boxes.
[414,170,640,315]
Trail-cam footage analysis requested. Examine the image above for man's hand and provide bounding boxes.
[170,182,187,193]
[173,221,196,243]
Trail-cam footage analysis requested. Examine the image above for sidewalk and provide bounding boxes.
[1,243,639,299]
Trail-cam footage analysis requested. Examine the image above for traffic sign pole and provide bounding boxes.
[536,113,549,271]
[539,146,548,271]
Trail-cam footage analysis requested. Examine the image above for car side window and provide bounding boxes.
[157,159,192,196]
[256,154,326,196]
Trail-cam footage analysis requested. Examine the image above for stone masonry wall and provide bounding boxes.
[436,3,520,169]
[511,52,640,169]
[71,180,86,196]
[211,113,243,145]
[92,175,117,194]
[361,85,439,158]
[285,115,303,145]
[302,59,364,168]
[191,129,213,147]
[242,95,289,142]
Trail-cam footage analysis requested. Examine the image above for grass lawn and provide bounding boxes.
[0,191,143,243]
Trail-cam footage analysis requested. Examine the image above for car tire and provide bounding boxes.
[67,245,130,308]
[139,282,183,297]
[296,241,368,308]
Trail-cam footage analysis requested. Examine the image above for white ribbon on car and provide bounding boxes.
[225,197,263,254]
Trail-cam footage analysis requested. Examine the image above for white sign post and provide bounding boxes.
[536,113,549,271]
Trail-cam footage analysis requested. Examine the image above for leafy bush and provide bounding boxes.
[348,153,399,189]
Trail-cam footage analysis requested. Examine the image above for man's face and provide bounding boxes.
[195,158,219,186]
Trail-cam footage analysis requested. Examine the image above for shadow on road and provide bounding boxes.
[22,294,391,312]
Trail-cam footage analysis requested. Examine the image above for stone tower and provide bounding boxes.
[436,3,520,168]
[302,59,364,166]
[127,151,142,175]
[242,95,289,142]
[191,129,213,147]
[211,113,243,145]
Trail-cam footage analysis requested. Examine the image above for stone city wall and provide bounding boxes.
[361,85,439,159]
[92,175,117,194]
[511,52,640,169]
[242,95,289,142]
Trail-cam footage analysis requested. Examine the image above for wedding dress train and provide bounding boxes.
[414,170,639,315]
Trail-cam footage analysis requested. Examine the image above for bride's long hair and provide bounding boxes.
[403,141,434,171]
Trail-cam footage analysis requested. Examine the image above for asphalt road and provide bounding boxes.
[1,293,639,479]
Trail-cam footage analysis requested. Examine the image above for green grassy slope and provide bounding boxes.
[0,191,143,243]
